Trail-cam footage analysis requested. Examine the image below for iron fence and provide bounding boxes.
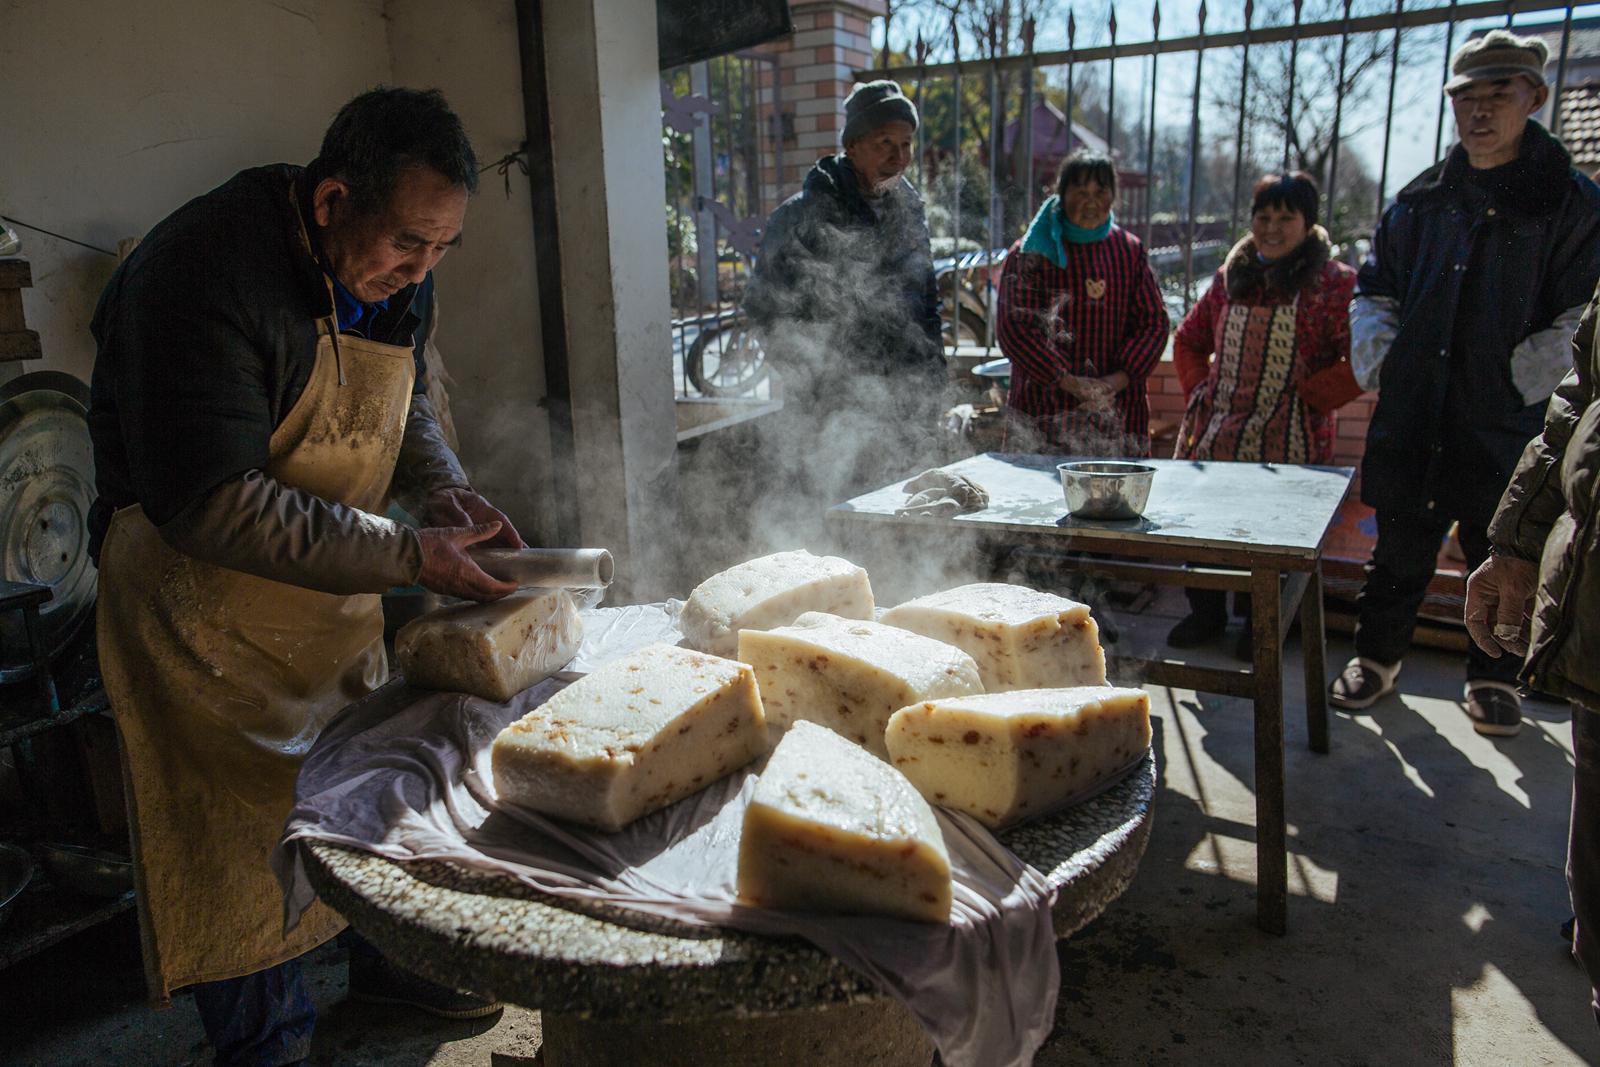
[662,52,782,401]
[864,0,1584,320]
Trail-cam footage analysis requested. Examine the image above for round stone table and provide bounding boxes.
[304,754,1154,1067]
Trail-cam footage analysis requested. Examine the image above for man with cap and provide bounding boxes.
[1331,29,1600,736]
[740,80,946,544]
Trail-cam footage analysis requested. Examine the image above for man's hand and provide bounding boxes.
[1464,554,1539,659]
[422,488,527,549]
[417,521,519,602]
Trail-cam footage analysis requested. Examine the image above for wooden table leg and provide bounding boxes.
[1300,564,1329,755]
[1251,566,1287,935]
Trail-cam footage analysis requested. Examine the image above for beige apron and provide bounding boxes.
[98,297,416,1002]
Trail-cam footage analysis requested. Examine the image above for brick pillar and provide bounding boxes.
[756,0,883,207]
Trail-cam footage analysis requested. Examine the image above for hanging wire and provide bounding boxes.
[480,145,531,198]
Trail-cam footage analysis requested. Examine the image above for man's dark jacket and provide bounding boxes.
[743,154,944,398]
[1356,121,1600,519]
[88,164,438,560]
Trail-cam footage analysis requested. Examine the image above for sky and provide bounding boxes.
[870,0,1600,204]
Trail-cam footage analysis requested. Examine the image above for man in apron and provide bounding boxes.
[87,87,521,1065]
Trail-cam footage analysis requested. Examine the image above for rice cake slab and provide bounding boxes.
[679,550,874,657]
[492,643,766,831]
[881,582,1106,692]
[396,589,583,702]
[885,686,1150,829]
[738,612,983,758]
[738,720,952,923]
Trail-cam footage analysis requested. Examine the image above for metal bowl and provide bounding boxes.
[1058,461,1157,520]
[38,842,133,899]
[0,843,33,930]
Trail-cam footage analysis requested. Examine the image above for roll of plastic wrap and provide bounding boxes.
[468,547,614,590]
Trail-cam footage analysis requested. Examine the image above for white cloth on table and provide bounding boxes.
[273,603,1060,1067]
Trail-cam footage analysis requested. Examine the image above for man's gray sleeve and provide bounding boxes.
[157,470,423,594]
[1511,303,1587,407]
[1349,294,1399,390]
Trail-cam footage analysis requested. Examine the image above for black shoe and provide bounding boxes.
[1167,612,1226,649]
[348,953,503,1020]
[1464,683,1522,738]
[1329,657,1400,710]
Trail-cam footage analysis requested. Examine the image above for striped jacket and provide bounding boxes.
[995,227,1170,455]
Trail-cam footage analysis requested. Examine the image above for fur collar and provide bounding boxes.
[1224,225,1333,301]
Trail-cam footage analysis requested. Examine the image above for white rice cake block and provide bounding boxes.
[492,643,767,831]
[679,550,874,657]
[738,720,952,922]
[885,686,1151,829]
[396,589,584,702]
[738,612,983,758]
[881,582,1107,692]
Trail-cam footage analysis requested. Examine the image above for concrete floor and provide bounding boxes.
[3,603,1594,1066]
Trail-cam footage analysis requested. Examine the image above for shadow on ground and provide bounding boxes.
[1042,613,1593,1066]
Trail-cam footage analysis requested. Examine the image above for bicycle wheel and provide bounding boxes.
[687,322,771,398]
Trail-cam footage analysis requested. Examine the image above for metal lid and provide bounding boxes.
[0,372,96,677]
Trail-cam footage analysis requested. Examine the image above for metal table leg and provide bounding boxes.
[1251,565,1287,936]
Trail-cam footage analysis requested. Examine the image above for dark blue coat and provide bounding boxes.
[744,154,944,398]
[1357,122,1600,519]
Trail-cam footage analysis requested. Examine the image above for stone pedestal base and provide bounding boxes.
[539,997,934,1066]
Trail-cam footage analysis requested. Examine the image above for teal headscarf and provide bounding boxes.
[1020,195,1115,267]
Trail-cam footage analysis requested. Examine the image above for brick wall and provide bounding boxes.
[755,0,884,207]
[1144,353,1376,469]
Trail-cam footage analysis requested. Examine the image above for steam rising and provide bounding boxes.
[676,161,964,601]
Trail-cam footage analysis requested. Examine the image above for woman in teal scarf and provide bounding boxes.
[996,152,1169,455]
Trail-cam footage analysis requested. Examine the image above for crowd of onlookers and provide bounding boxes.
[746,26,1600,1033]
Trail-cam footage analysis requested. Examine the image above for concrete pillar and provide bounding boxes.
[542,0,680,602]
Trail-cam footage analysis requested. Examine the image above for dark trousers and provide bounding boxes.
[186,931,388,1066]
[190,957,315,1067]
[1571,705,1600,1030]
[1354,507,1521,685]
[1185,587,1253,623]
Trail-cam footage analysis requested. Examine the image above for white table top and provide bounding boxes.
[829,452,1355,561]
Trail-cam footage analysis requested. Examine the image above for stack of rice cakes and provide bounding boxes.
[489,553,1148,922]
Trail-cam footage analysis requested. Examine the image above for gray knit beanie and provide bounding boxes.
[842,80,918,145]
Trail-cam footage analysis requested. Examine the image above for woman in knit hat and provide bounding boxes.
[1166,171,1359,654]
[996,151,1170,456]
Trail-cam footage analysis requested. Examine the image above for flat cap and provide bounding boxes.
[1445,28,1549,93]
